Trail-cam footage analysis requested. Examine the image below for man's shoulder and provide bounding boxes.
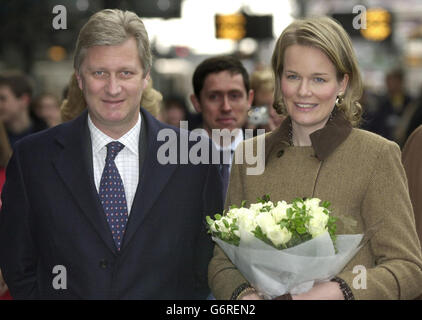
[14,115,84,152]
[14,125,58,148]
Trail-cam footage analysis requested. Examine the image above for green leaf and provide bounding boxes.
[206,216,214,225]
[322,201,331,208]
[287,208,293,219]
[279,221,288,228]
[296,226,307,234]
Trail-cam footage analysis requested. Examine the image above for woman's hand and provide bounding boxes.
[292,281,344,300]
[240,292,263,300]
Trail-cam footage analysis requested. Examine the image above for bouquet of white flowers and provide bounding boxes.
[207,196,363,298]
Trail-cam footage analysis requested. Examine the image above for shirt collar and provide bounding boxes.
[88,113,141,156]
[214,128,244,152]
[265,110,352,162]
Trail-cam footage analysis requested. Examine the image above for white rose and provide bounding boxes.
[236,208,257,233]
[266,225,292,246]
[226,208,241,219]
[307,207,329,237]
[271,201,290,223]
[255,212,277,235]
[236,207,255,217]
[295,201,304,209]
[265,201,275,208]
[304,198,321,210]
[250,202,265,213]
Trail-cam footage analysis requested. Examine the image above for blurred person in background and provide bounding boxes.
[33,93,62,128]
[0,122,11,300]
[248,68,284,133]
[0,73,47,147]
[402,125,422,252]
[362,69,415,145]
[402,85,422,143]
[161,95,202,130]
[161,96,187,128]
[190,55,254,199]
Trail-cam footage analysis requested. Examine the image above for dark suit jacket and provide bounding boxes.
[0,108,223,299]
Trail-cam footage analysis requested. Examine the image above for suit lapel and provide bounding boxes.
[53,111,117,254]
[121,109,178,250]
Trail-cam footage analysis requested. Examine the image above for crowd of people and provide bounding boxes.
[0,9,421,300]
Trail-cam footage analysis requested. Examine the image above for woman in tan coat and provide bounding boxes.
[208,17,422,300]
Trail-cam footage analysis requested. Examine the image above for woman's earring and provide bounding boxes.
[335,92,344,107]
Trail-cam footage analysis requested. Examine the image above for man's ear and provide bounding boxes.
[247,89,254,110]
[142,72,150,90]
[75,71,83,91]
[190,94,202,113]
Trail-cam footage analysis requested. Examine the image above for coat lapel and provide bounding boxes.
[53,111,117,254]
[121,109,178,250]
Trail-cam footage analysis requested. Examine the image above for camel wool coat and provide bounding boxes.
[208,111,422,300]
[402,124,422,247]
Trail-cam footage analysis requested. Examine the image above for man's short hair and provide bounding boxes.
[192,56,250,99]
[74,9,152,78]
[0,72,33,99]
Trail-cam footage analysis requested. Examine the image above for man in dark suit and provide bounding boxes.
[190,56,254,199]
[0,9,223,299]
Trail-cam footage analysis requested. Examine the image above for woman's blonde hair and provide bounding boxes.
[60,73,162,122]
[271,16,363,126]
[250,68,274,93]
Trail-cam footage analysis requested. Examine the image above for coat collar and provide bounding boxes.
[53,108,178,255]
[265,110,352,162]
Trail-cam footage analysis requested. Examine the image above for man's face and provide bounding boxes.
[0,86,27,124]
[191,71,253,135]
[76,37,148,138]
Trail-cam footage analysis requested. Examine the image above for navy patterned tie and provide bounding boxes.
[99,141,128,251]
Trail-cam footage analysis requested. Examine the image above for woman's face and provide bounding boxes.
[280,44,348,133]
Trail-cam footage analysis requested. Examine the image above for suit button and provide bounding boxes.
[277,150,284,158]
[99,259,108,269]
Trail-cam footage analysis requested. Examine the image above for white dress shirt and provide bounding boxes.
[213,128,244,172]
[88,114,140,215]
